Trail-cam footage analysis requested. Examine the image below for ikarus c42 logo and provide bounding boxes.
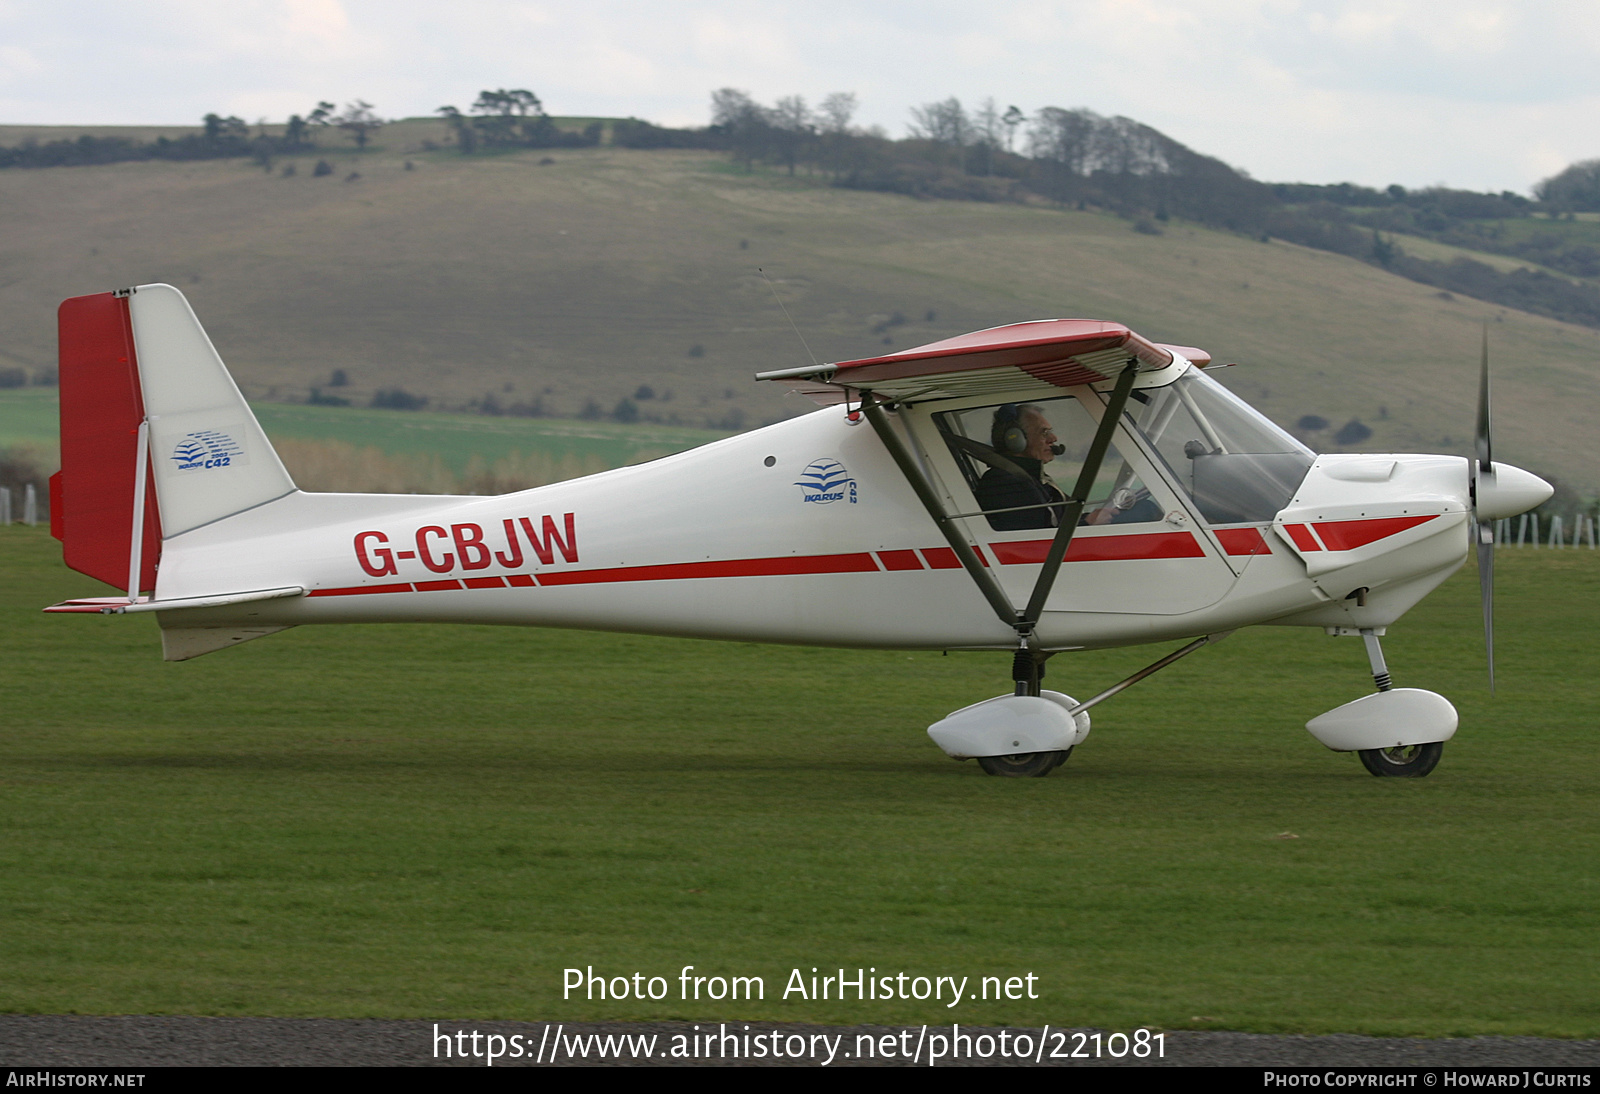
[795,459,857,504]
[170,429,243,472]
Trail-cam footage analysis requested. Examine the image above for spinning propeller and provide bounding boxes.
[1469,329,1556,692]
[1473,328,1495,692]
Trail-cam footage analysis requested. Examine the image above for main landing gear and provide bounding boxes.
[974,648,1074,778]
[927,635,1226,778]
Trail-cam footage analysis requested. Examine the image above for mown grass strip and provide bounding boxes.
[2,526,1595,1035]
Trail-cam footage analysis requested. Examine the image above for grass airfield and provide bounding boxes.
[1,524,1595,1037]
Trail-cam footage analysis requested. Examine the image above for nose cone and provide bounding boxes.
[1476,463,1554,521]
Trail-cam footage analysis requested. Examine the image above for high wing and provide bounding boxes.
[757,319,1212,405]
[756,319,1212,683]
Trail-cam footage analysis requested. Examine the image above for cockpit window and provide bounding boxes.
[936,395,1160,532]
[1127,367,1313,524]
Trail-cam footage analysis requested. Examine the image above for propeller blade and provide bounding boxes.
[1476,324,1492,472]
[1477,519,1495,694]
[1474,326,1495,692]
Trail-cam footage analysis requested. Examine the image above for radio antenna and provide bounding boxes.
[758,267,818,366]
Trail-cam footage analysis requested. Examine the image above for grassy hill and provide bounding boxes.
[1,123,1596,493]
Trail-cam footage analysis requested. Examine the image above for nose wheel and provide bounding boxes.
[1358,741,1444,778]
[977,749,1072,778]
[1354,630,1447,778]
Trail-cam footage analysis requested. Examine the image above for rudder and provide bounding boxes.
[55,291,160,592]
[55,284,296,595]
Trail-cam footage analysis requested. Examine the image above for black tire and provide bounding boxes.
[1358,741,1443,778]
[977,748,1071,778]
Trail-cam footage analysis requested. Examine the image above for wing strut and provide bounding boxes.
[1017,360,1139,631]
[859,393,1017,628]
[859,359,1141,686]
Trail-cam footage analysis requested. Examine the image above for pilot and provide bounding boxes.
[975,404,1068,530]
[976,404,1145,530]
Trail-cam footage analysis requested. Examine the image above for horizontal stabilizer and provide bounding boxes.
[44,586,304,615]
[159,625,294,662]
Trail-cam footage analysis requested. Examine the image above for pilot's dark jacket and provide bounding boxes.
[975,457,1066,531]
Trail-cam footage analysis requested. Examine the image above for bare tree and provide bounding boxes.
[307,101,336,136]
[710,88,765,128]
[436,105,477,154]
[907,97,969,146]
[771,95,810,131]
[474,88,543,116]
[333,100,383,149]
[969,97,1006,176]
[468,88,553,146]
[817,92,857,134]
[1001,105,1026,153]
[710,88,771,171]
[1029,107,1093,173]
[974,98,1003,147]
[201,113,249,146]
[769,95,813,176]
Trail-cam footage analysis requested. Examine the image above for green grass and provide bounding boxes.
[0,387,56,453]
[1,525,1597,1034]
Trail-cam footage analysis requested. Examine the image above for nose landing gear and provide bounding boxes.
[1358,741,1444,778]
[1305,628,1457,777]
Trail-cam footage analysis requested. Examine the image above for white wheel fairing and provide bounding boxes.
[928,695,1080,760]
[1304,688,1458,752]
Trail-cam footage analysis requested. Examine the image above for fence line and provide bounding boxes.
[1499,512,1597,548]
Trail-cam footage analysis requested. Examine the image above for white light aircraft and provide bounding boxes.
[45,284,1552,777]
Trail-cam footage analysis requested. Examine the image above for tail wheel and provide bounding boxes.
[977,749,1071,778]
[1358,742,1443,778]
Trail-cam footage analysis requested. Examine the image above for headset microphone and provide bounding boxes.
[1049,443,1065,456]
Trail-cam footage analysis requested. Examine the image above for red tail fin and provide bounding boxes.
[57,292,161,593]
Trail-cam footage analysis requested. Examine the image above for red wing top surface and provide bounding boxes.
[761,320,1210,404]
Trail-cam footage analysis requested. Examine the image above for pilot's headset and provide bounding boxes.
[993,403,1029,455]
[992,403,1066,457]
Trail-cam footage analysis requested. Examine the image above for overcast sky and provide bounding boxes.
[3,0,1597,194]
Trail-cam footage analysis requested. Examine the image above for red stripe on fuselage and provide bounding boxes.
[1312,515,1438,550]
[988,531,1205,565]
[1283,524,1322,552]
[308,582,412,597]
[877,549,924,571]
[306,535,1212,600]
[1213,527,1273,556]
[535,552,880,586]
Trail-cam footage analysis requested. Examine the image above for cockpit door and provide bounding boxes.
[906,389,1241,617]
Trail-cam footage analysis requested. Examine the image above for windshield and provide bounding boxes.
[1127,367,1313,525]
